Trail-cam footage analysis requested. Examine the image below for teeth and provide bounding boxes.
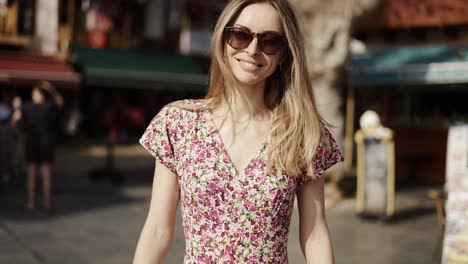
[240,60,260,70]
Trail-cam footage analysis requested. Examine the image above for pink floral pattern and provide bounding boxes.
[140,99,343,263]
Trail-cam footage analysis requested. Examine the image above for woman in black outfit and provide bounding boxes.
[12,81,64,212]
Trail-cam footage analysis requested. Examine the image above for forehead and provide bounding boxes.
[233,3,283,33]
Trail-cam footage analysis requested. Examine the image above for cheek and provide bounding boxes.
[226,56,237,74]
[266,58,281,74]
[225,47,238,68]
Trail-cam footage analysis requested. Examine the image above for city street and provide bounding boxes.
[1,0,465,263]
[0,144,441,264]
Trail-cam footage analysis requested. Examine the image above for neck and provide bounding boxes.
[225,81,270,120]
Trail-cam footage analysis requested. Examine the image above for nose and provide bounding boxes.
[245,36,261,55]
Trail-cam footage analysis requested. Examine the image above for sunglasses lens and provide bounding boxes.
[225,27,286,55]
[261,34,285,55]
[227,28,252,49]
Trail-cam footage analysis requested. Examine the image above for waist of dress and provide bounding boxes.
[183,235,288,264]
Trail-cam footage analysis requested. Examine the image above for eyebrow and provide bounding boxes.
[233,24,283,35]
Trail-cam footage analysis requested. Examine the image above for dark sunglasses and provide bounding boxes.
[224,26,287,55]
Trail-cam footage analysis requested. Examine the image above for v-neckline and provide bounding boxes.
[206,108,269,176]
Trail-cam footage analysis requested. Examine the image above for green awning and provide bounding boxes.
[350,45,468,86]
[72,46,208,90]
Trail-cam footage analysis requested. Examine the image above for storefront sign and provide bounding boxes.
[364,140,388,213]
[442,124,468,263]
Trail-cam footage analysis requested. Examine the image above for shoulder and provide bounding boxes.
[167,99,206,108]
[317,120,343,162]
[318,120,336,148]
[37,101,56,112]
[165,99,208,113]
[156,99,209,126]
[21,102,34,112]
[164,98,207,113]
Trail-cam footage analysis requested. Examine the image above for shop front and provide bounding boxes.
[71,45,208,183]
[71,45,207,140]
[348,45,468,186]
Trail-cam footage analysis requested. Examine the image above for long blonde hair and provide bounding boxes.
[182,0,324,177]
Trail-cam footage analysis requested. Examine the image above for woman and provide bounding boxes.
[12,81,64,212]
[134,0,343,263]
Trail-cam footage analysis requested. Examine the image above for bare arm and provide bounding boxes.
[49,89,64,109]
[297,177,334,264]
[133,160,180,264]
[10,96,22,125]
[42,84,64,109]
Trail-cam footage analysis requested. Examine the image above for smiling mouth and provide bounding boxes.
[237,59,263,70]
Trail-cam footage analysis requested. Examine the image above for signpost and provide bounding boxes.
[355,111,395,219]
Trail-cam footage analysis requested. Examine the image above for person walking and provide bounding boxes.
[12,81,64,212]
[133,0,343,263]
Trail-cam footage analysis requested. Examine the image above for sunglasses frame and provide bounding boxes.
[224,26,287,55]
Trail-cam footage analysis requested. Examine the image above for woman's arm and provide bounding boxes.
[133,160,180,264]
[47,88,64,109]
[41,82,64,109]
[297,177,334,264]
[10,96,22,125]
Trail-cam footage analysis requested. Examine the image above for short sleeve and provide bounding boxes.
[139,107,177,174]
[305,122,344,183]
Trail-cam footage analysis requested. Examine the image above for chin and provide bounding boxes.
[234,75,263,86]
[232,70,265,86]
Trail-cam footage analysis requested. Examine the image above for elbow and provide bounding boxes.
[153,228,174,249]
[148,228,174,256]
[299,220,329,253]
[133,228,174,264]
[300,224,334,264]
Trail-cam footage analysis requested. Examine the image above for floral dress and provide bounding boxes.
[139,99,343,263]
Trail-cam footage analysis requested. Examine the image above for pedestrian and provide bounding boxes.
[133,0,343,263]
[12,81,64,213]
[11,96,25,181]
[0,91,14,184]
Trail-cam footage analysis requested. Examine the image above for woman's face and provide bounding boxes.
[32,88,44,104]
[225,3,285,89]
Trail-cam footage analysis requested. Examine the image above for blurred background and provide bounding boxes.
[0,0,467,263]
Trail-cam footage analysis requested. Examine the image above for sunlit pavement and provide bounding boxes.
[0,144,441,264]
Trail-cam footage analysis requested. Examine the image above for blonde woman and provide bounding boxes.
[134,0,343,263]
